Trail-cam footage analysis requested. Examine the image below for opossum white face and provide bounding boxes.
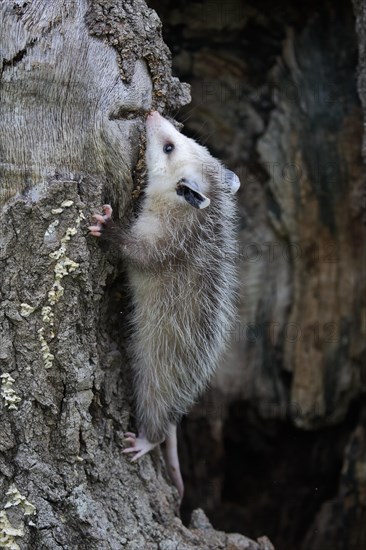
[145,111,216,210]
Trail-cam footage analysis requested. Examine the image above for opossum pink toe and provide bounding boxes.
[124,432,136,438]
[122,446,137,454]
[123,437,136,445]
[88,225,101,235]
[92,214,106,224]
[102,204,113,218]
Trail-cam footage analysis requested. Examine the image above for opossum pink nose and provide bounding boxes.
[147,110,161,120]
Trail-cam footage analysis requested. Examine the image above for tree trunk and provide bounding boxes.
[0,1,273,549]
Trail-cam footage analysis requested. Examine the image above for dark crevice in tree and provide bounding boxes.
[1,38,37,73]
[2,48,28,69]
[213,398,361,548]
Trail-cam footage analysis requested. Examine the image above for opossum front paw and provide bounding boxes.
[122,431,159,461]
[88,204,113,237]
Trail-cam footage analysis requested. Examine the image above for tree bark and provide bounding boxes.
[0,1,273,549]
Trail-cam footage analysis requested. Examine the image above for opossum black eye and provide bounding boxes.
[163,143,175,154]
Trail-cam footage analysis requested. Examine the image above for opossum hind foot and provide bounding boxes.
[123,426,184,502]
[122,432,159,461]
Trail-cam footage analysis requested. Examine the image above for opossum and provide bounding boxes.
[89,111,240,500]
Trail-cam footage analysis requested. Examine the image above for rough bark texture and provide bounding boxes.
[0,1,272,549]
[147,0,366,548]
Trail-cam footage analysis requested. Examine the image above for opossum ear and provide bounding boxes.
[176,179,211,209]
[224,169,241,194]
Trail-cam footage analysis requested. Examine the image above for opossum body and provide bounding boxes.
[90,111,239,500]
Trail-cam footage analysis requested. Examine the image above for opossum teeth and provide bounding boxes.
[176,178,211,209]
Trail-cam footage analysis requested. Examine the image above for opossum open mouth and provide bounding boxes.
[176,179,211,209]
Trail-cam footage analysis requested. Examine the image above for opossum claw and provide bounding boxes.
[92,214,106,223]
[122,432,158,461]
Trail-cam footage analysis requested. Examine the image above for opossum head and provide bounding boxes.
[145,111,240,210]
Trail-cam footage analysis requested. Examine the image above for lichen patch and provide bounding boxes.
[0,373,21,410]
[0,510,23,550]
[20,303,36,317]
[39,204,84,369]
[0,486,36,549]
[5,485,36,516]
